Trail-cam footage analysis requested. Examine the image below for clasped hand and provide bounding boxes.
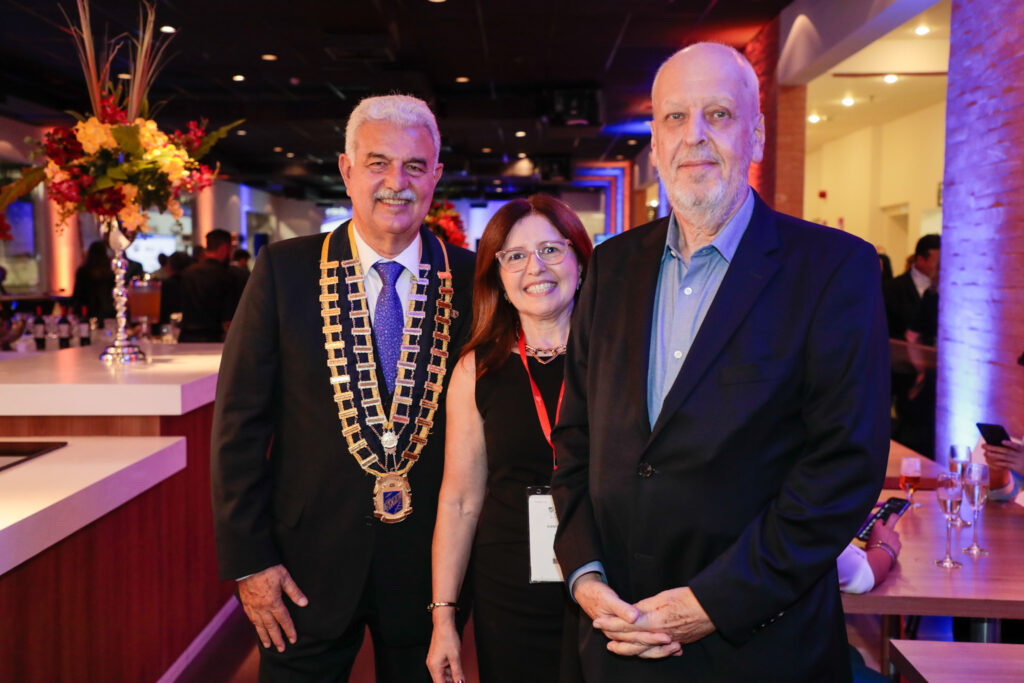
[573,575,715,659]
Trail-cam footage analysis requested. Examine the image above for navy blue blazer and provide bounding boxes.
[552,193,889,681]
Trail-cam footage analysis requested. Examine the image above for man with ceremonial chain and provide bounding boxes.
[211,94,475,681]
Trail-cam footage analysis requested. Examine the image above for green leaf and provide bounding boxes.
[111,125,143,157]
[64,110,86,122]
[0,166,46,214]
[107,165,129,180]
[193,118,245,160]
[93,174,114,190]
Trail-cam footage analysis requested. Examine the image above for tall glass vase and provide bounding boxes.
[98,216,145,364]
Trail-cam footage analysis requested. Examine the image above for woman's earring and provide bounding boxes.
[503,292,510,302]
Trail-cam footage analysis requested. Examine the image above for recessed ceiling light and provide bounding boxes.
[285,152,295,158]
[626,139,637,146]
[159,25,176,34]
[915,26,930,36]
[495,187,503,193]
[514,130,526,138]
[428,0,446,3]
[884,74,899,84]
[517,152,527,159]
[615,155,624,160]
[117,73,131,80]
[273,146,283,152]
[807,114,821,124]
[481,147,492,153]
[492,179,501,185]
[841,96,854,107]
[261,54,278,62]
[232,74,246,82]
[236,130,247,136]
[455,76,470,83]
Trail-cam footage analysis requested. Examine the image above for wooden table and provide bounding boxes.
[890,639,1024,682]
[886,440,943,490]
[843,488,1024,672]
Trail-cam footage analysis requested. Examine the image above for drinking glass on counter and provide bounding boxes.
[935,472,964,569]
[962,463,990,558]
[948,445,973,527]
[901,456,922,509]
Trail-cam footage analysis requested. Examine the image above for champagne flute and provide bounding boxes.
[962,463,990,557]
[948,445,973,527]
[900,457,922,509]
[935,472,963,569]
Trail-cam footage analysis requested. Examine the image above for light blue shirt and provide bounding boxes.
[566,188,755,598]
[647,189,754,427]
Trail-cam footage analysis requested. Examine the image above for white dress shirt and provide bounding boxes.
[351,223,422,323]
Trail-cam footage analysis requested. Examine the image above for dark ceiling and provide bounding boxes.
[0,0,788,203]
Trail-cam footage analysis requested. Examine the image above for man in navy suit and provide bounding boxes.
[551,43,889,681]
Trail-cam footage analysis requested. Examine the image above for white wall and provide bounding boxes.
[804,101,945,264]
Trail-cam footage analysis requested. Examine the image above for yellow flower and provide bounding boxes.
[120,184,139,204]
[118,203,148,232]
[74,117,117,155]
[134,118,168,152]
[145,144,189,182]
[167,198,184,221]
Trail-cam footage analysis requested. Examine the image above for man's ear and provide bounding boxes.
[338,154,352,184]
[751,113,765,164]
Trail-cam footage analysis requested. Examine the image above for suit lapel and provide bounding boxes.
[646,197,781,448]
[621,219,670,438]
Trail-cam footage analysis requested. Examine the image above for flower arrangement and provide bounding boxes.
[0,0,240,241]
[424,200,468,248]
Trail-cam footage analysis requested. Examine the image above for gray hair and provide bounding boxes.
[344,94,441,163]
[651,42,760,118]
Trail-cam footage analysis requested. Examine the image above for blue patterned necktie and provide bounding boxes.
[372,260,405,394]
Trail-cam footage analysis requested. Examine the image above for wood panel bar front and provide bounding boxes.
[0,345,234,681]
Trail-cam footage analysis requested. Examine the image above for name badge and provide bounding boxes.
[527,486,564,583]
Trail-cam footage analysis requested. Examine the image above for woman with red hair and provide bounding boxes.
[428,194,592,683]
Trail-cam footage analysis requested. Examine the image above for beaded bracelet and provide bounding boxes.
[867,541,898,571]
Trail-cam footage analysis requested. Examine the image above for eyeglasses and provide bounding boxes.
[495,240,572,272]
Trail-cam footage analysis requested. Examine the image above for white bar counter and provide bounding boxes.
[0,343,221,416]
[0,343,235,681]
[0,435,185,576]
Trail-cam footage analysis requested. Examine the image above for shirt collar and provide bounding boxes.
[909,265,931,294]
[665,187,754,264]
[351,221,422,277]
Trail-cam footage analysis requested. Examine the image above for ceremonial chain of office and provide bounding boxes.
[318,224,454,523]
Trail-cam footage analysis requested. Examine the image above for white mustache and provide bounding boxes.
[375,189,416,202]
[674,152,720,166]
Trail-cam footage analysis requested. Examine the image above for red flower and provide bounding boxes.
[0,213,12,241]
[83,186,125,216]
[98,93,127,125]
[43,127,85,166]
[171,119,207,154]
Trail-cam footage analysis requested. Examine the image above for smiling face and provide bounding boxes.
[338,119,443,254]
[498,213,580,325]
[651,44,765,230]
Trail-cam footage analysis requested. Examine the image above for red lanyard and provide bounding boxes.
[517,334,566,470]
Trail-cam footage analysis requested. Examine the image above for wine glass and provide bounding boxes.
[900,457,922,509]
[962,463,990,557]
[948,445,973,527]
[935,472,963,569]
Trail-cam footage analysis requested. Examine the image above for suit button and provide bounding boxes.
[364,514,373,527]
[637,462,654,478]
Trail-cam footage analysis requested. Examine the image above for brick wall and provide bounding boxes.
[744,18,805,218]
[936,0,1024,456]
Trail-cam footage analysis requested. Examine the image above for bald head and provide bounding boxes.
[652,42,761,120]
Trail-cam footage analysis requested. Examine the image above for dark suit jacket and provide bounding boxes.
[211,224,474,641]
[551,195,890,681]
[882,270,921,340]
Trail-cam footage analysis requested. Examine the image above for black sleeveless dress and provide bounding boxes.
[473,350,582,683]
